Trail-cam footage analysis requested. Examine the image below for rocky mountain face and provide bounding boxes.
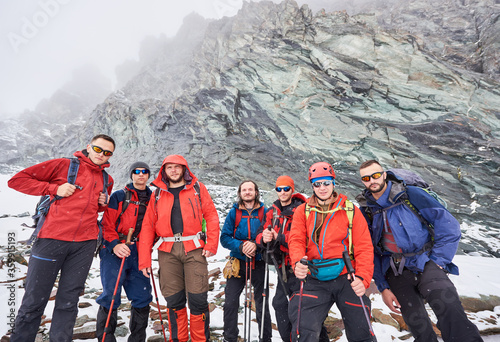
[2,1,499,254]
[0,64,111,173]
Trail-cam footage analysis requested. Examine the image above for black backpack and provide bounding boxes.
[30,157,110,246]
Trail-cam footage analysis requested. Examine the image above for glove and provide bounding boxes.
[223,257,241,279]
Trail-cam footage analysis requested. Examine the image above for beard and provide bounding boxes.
[168,173,184,184]
[368,182,385,194]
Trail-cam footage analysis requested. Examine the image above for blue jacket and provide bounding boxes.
[357,181,461,292]
[220,202,268,261]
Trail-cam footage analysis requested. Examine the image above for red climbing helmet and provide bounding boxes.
[308,162,336,181]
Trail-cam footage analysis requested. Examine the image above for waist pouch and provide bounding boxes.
[309,258,345,281]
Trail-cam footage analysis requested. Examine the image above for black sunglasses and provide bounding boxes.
[275,186,291,192]
[132,169,150,174]
[361,172,383,182]
[91,145,113,157]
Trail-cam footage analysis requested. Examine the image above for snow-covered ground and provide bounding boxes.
[1,174,499,341]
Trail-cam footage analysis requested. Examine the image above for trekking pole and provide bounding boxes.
[342,251,377,341]
[244,256,250,342]
[102,228,134,342]
[248,258,255,342]
[296,258,307,341]
[247,257,254,342]
[260,226,272,341]
[150,270,168,342]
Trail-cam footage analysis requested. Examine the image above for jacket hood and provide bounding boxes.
[151,154,198,190]
[74,150,111,170]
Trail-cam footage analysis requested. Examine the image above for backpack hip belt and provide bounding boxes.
[153,232,204,249]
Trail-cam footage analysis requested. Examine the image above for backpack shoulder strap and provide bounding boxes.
[66,157,80,185]
[193,180,203,212]
[234,209,242,231]
[343,200,355,260]
[305,203,312,220]
[101,170,110,204]
[115,188,132,228]
[400,189,435,238]
[257,206,265,222]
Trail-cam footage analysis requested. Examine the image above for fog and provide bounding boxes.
[0,0,381,119]
[0,0,249,118]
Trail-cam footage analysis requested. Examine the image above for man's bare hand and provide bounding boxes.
[349,277,366,296]
[294,256,308,279]
[56,183,76,197]
[113,243,131,258]
[202,250,214,258]
[381,288,401,314]
[242,241,256,258]
[262,229,277,243]
[141,267,151,278]
[98,192,108,206]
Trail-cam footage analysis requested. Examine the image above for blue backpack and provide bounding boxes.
[29,157,110,246]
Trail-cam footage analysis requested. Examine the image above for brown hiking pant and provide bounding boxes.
[158,242,209,297]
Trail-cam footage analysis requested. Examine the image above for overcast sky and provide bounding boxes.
[0,0,247,117]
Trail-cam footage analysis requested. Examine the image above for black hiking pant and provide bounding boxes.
[387,260,483,342]
[223,259,272,342]
[288,274,373,342]
[10,238,96,342]
[273,266,329,342]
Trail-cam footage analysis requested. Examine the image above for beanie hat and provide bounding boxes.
[275,175,295,193]
[129,161,150,179]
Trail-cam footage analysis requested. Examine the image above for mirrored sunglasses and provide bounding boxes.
[132,169,150,174]
[312,180,333,188]
[361,172,383,182]
[91,145,113,156]
[275,186,291,192]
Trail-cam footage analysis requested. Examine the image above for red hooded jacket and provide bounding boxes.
[288,193,374,288]
[8,151,114,242]
[138,155,220,271]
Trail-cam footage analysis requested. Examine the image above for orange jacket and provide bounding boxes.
[288,193,374,288]
[8,151,113,242]
[138,155,220,270]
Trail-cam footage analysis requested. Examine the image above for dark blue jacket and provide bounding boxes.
[220,202,268,261]
[357,181,460,292]
[102,183,152,251]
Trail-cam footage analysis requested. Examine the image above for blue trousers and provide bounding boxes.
[96,243,152,309]
[10,238,96,342]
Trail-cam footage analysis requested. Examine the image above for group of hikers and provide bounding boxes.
[7,134,484,342]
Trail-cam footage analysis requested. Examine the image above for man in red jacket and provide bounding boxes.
[8,134,115,342]
[138,155,219,342]
[288,162,375,342]
[96,161,153,342]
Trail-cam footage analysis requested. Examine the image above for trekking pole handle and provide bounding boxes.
[342,251,356,280]
[126,228,135,245]
[299,258,308,266]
